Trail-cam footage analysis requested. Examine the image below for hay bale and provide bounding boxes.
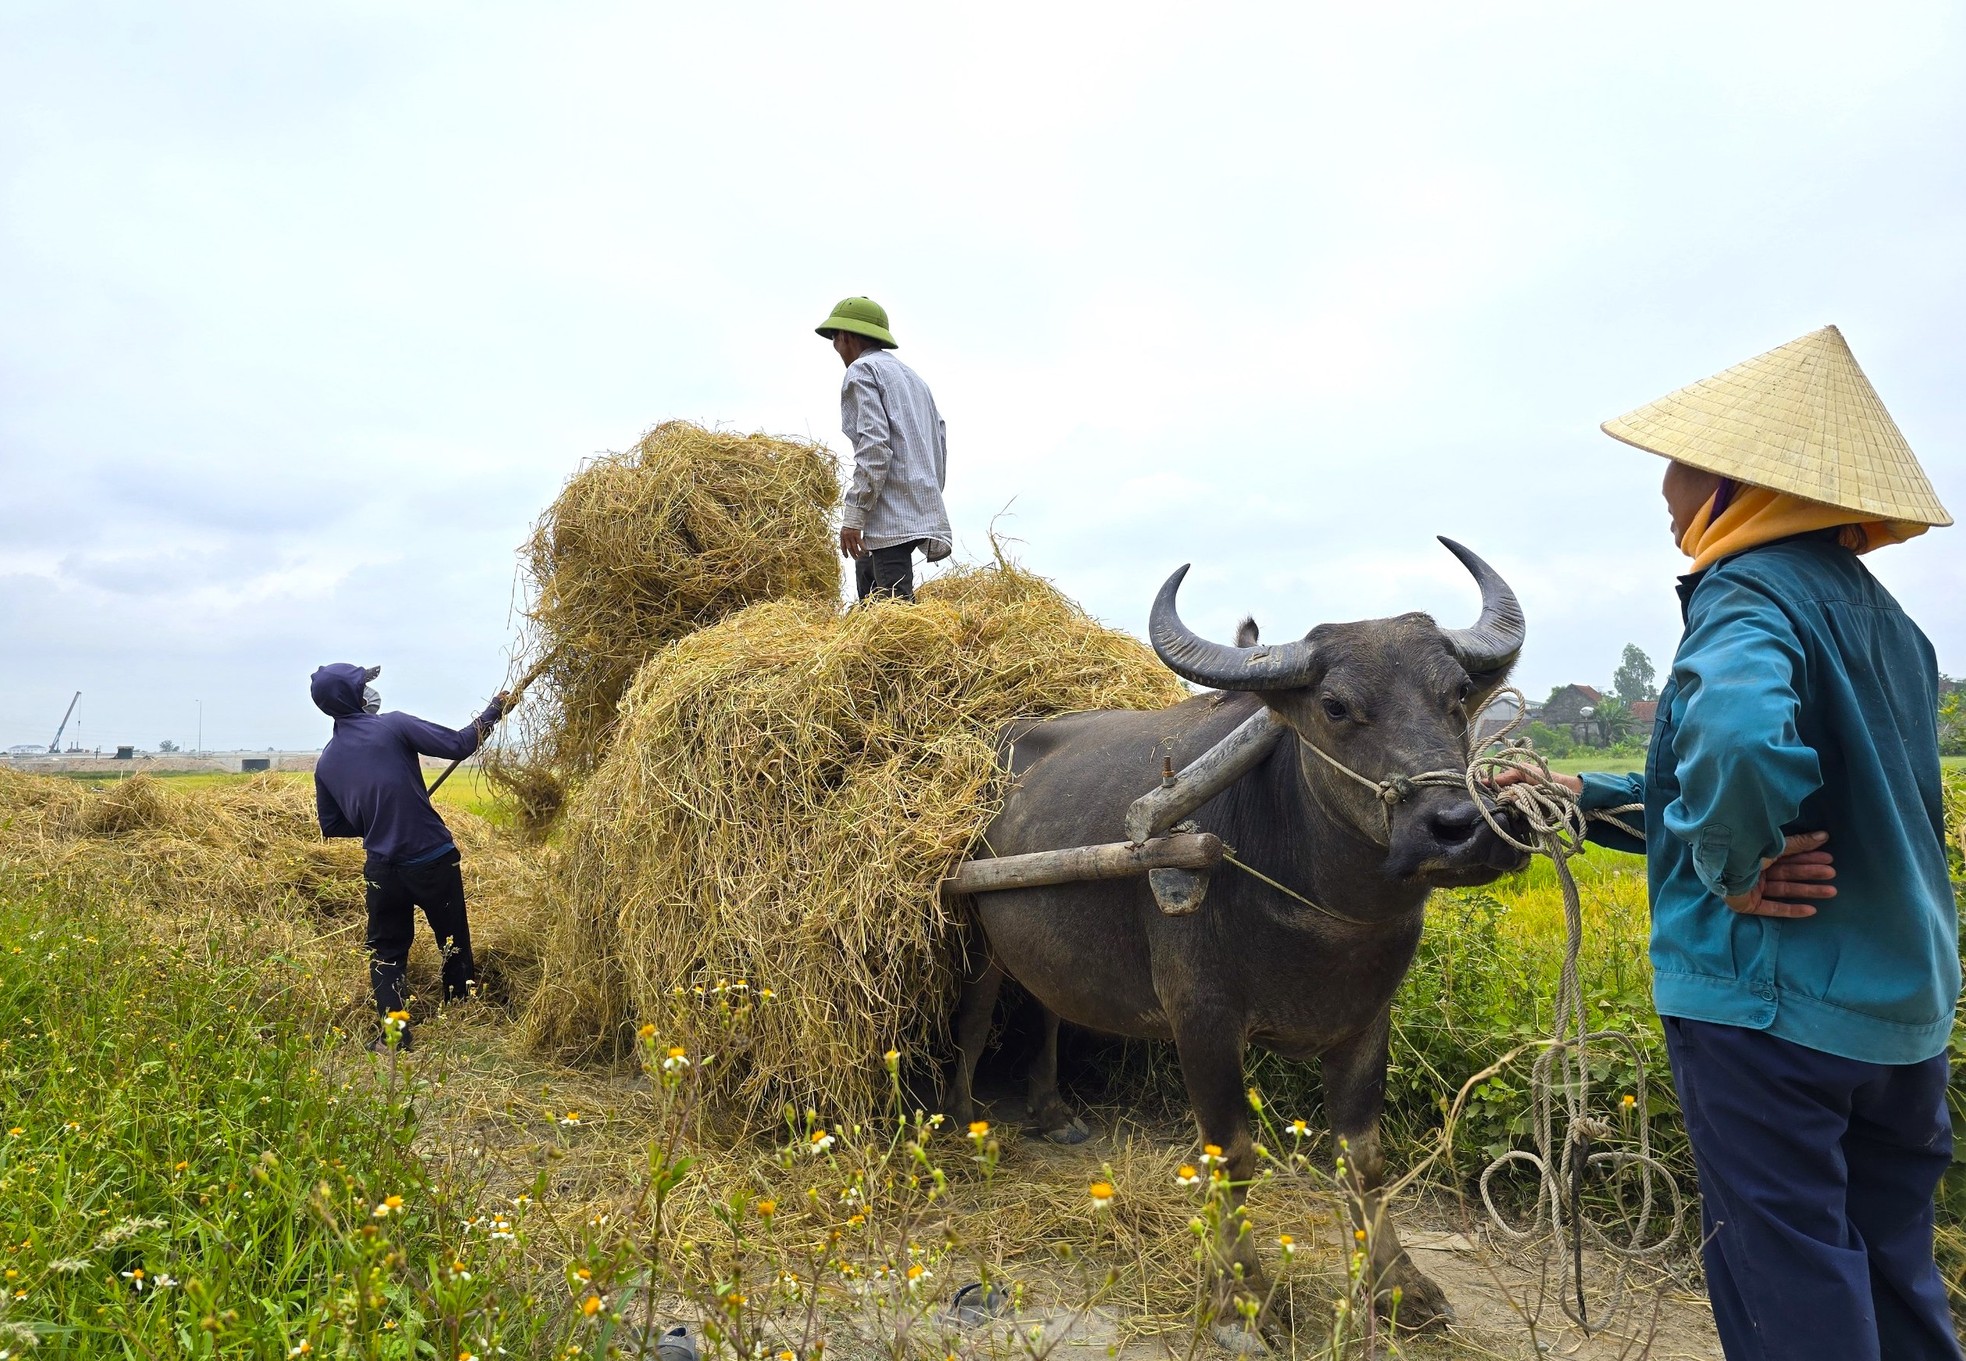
[521,561,1188,1125]
[487,421,841,830]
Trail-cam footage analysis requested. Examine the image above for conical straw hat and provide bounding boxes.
[1601,325,1951,527]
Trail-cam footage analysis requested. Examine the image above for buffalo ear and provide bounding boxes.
[1235,617,1260,648]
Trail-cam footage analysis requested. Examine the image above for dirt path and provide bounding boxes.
[1398,1226,1719,1360]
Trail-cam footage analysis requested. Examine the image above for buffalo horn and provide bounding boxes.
[1148,565,1321,691]
[1435,537,1526,678]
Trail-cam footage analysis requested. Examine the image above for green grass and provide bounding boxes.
[0,875,436,1356]
[0,871,652,1359]
[0,764,1957,1353]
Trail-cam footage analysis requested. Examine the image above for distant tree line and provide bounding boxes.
[1523,643,1659,758]
[1524,652,1964,760]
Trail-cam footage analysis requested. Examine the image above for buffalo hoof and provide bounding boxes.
[1208,1321,1268,1355]
[1377,1255,1455,1331]
[1041,1116,1091,1145]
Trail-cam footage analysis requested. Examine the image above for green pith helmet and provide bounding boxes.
[815,296,897,347]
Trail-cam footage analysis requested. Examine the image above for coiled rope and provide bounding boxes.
[1289,689,1684,1333]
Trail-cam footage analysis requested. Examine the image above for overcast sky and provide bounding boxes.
[2,1,1961,752]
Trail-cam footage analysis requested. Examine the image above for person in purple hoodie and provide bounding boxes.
[310,663,509,1051]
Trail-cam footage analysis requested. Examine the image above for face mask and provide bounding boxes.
[362,685,381,715]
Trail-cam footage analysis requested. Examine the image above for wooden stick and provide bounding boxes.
[1124,707,1285,845]
[943,832,1223,896]
[426,651,555,796]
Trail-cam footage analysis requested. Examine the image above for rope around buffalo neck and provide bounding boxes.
[1298,690,1683,1333]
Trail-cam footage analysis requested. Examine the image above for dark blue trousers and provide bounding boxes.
[1663,1016,1960,1360]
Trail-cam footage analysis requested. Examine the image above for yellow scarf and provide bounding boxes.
[1678,484,1928,572]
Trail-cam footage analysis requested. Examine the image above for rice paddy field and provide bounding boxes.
[3,755,1959,1360]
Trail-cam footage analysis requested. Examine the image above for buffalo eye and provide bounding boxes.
[1321,695,1349,722]
[1454,679,1473,709]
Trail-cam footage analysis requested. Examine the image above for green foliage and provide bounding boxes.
[1382,869,1681,1179]
[1612,645,1658,704]
[0,875,575,1358]
[1939,678,1966,758]
[1589,695,1634,747]
[1931,772,1966,1301]
[1247,849,1690,1212]
[1521,722,1574,758]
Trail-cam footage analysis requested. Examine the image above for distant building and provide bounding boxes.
[1541,684,1602,726]
[1473,692,1530,747]
[1536,684,1658,747]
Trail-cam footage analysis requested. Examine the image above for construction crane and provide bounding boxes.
[49,691,80,754]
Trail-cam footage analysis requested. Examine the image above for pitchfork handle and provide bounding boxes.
[426,653,553,795]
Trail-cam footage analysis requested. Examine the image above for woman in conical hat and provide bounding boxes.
[1557,326,1958,1359]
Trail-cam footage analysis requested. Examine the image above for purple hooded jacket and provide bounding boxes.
[310,663,502,864]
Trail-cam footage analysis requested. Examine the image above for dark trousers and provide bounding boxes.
[1662,1016,1960,1360]
[855,538,922,602]
[363,848,476,1019]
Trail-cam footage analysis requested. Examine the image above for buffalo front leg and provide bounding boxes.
[1171,1015,1268,1343]
[1321,1009,1455,1330]
[946,961,1002,1129]
[1025,1006,1090,1144]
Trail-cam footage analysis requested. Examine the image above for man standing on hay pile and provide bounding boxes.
[309,663,509,1054]
[816,296,953,601]
[1535,327,1959,1359]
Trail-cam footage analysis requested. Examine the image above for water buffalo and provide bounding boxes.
[949,539,1529,1333]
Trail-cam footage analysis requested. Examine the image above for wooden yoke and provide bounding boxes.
[1123,708,1286,844]
[946,709,1286,917]
[943,832,1223,897]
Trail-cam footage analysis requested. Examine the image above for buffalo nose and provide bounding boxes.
[1427,800,1484,848]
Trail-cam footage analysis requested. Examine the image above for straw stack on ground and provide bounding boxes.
[520,561,1188,1124]
[487,421,841,831]
[0,768,545,1011]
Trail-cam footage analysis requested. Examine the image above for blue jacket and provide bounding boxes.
[1581,533,1957,1064]
[310,663,501,865]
